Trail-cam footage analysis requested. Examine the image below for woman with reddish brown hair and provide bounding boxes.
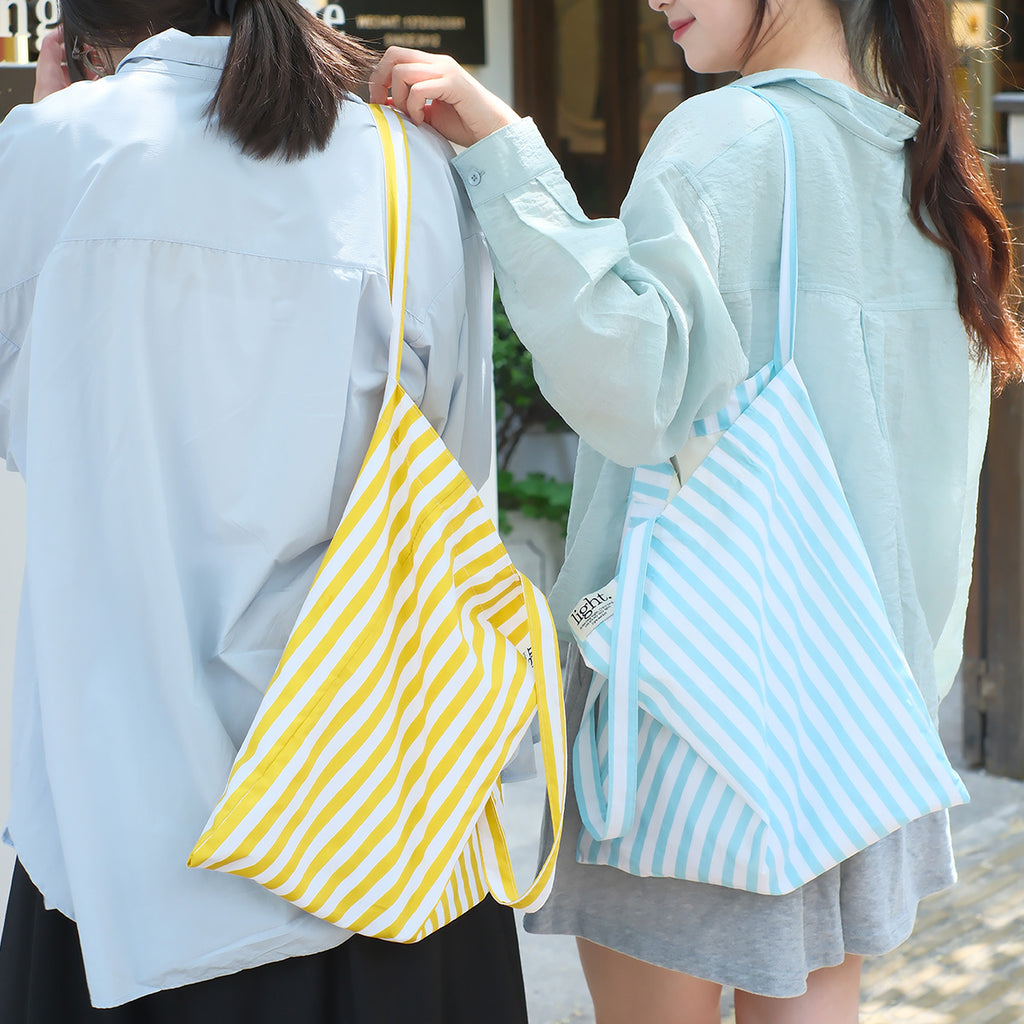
[376,0,1022,1021]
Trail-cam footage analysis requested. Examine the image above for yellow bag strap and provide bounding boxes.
[368,103,411,383]
[478,572,568,911]
[370,102,567,913]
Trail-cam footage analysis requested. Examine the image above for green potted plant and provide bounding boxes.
[493,288,574,538]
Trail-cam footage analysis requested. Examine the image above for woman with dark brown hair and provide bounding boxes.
[0,1,527,1020]
[375,0,1023,1021]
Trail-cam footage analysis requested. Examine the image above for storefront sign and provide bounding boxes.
[304,2,486,65]
[2,1,485,66]
[0,0,59,59]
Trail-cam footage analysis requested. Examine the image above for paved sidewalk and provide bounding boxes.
[508,692,1024,1023]
[857,774,1024,1024]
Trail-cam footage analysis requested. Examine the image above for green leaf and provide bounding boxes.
[497,469,572,536]
[493,285,569,470]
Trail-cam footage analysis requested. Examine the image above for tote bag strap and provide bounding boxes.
[574,515,654,840]
[734,85,799,370]
[685,84,800,444]
[368,103,412,383]
[477,572,568,911]
[622,87,800,521]
[580,87,801,842]
[370,102,567,913]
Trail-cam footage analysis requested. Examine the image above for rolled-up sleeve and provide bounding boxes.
[452,118,747,468]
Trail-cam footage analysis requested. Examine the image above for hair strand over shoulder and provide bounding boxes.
[848,0,1024,387]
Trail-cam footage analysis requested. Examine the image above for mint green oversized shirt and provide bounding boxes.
[452,70,990,714]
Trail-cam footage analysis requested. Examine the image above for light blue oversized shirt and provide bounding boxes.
[452,70,989,717]
[0,31,492,1007]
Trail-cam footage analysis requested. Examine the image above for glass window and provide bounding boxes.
[516,0,729,215]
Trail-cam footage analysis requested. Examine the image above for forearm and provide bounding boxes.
[453,120,746,467]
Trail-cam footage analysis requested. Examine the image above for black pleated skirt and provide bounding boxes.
[0,862,529,1023]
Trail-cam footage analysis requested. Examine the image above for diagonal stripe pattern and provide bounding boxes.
[570,87,967,896]
[188,105,566,942]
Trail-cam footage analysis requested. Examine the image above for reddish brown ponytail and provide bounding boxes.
[846,0,1024,386]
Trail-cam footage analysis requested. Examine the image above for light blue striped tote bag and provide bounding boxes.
[569,87,968,897]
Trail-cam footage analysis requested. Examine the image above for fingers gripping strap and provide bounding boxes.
[477,575,567,911]
[369,104,412,382]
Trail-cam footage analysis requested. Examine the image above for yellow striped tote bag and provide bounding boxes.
[188,104,566,942]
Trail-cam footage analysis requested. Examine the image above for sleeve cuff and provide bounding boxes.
[451,118,562,206]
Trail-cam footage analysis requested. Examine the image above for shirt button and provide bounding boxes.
[467,170,482,186]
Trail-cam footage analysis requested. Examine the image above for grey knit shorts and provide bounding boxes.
[523,646,958,997]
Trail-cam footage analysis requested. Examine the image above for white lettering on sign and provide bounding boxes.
[383,31,441,48]
[34,0,56,46]
[0,0,60,49]
[295,6,474,53]
[402,15,464,30]
[0,1,28,40]
[320,3,346,28]
[356,14,402,29]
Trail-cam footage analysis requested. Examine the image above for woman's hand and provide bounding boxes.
[369,47,520,148]
[33,27,71,102]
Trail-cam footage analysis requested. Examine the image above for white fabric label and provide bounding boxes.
[569,582,617,643]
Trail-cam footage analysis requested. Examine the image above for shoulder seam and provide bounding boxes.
[720,280,960,311]
[48,236,387,276]
[691,116,780,179]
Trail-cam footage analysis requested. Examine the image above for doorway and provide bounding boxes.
[513,0,728,216]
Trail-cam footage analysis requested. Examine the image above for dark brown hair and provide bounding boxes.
[749,0,1024,386]
[61,0,376,161]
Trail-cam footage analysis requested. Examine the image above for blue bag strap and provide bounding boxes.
[575,86,804,843]
[574,514,654,840]
[621,84,800,524]
[734,84,799,369]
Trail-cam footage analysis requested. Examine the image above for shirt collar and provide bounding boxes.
[116,28,230,78]
[738,68,919,147]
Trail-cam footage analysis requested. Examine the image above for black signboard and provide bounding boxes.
[0,64,35,119]
[314,2,486,65]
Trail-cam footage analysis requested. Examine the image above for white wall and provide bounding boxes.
[472,0,514,103]
[0,468,24,918]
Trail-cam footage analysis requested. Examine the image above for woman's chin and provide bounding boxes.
[681,52,738,77]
